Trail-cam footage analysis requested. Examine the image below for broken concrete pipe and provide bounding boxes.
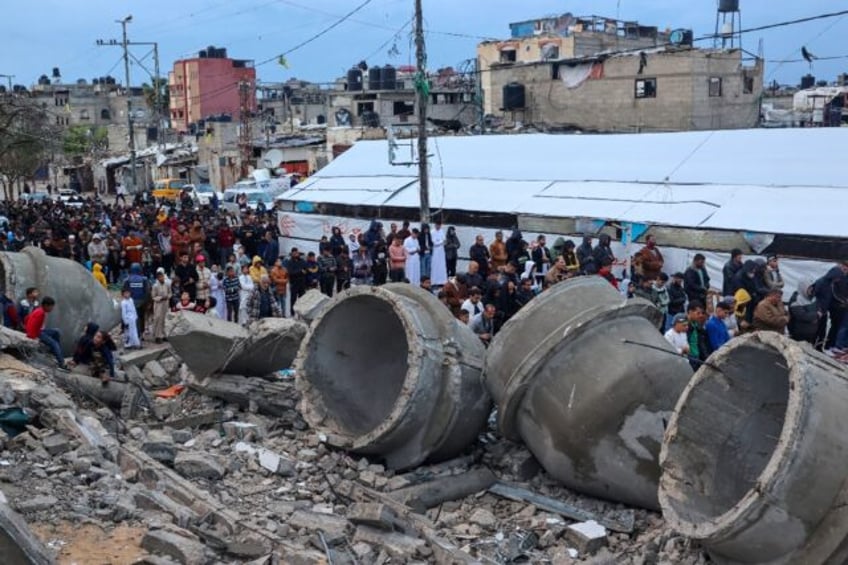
[659,332,848,565]
[295,283,491,470]
[0,247,121,354]
[483,276,692,510]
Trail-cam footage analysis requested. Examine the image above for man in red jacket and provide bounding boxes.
[25,296,67,369]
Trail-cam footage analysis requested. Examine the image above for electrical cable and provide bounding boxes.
[255,0,376,67]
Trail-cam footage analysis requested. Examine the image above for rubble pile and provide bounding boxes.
[1,282,844,564]
[0,334,710,564]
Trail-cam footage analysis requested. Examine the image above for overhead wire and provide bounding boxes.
[255,0,376,67]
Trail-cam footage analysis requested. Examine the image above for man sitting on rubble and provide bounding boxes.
[25,296,67,370]
[73,323,117,385]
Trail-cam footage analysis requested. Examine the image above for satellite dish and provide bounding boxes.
[670,30,685,45]
[262,149,284,169]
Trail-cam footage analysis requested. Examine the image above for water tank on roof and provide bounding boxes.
[219,48,228,59]
[207,46,216,57]
[382,65,397,90]
[801,74,815,89]
[347,67,363,91]
[503,82,526,111]
[199,50,207,58]
[92,78,100,85]
[37,75,50,86]
[106,76,116,85]
[368,67,382,90]
[52,67,61,78]
[718,0,739,12]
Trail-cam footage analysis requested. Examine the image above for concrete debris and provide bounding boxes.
[166,312,249,379]
[141,527,207,565]
[565,520,608,555]
[4,281,822,565]
[292,289,331,323]
[0,326,39,354]
[167,311,307,379]
[297,284,491,470]
[173,452,226,481]
[484,276,692,510]
[0,502,54,565]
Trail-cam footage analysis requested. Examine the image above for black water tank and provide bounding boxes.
[718,0,739,12]
[199,50,207,58]
[219,48,228,59]
[347,67,363,91]
[801,74,815,89]
[368,67,382,90]
[503,82,526,110]
[382,65,397,90]
[207,46,216,57]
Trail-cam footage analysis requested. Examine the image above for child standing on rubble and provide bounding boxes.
[120,288,141,350]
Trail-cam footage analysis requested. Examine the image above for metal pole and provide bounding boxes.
[119,16,138,192]
[414,0,430,224]
[153,42,163,148]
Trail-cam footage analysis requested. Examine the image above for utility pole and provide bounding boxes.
[118,15,138,192]
[414,0,430,224]
[0,74,14,91]
[238,80,253,179]
[152,42,163,148]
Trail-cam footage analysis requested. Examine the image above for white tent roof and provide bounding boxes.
[284,128,848,238]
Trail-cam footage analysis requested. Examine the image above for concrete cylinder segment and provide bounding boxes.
[0,247,121,354]
[659,332,848,565]
[295,283,491,470]
[484,276,692,510]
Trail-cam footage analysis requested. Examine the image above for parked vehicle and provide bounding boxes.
[57,189,84,208]
[20,192,50,204]
[151,178,188,201]
[221,188,275,213]
[185,183,221,206]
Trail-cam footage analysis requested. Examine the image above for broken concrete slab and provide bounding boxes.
[118,343,171,368]
[288,510,350,545]
[174,452,226,481]
[41,432,71,456]
[0,502,54,565]
[565,520,608,555]
[225,317,308,377]
[142,527,206,565]
[40,408,119,462]
[347,503,402,531]
[167,312,307,379]
[188,374,299,419]
[233,442,295,477]
[0,326,39,354]
[166,311,248,379]
[13,496,58,514]
[353,525,427,560]
[292,289,330,324]
[142,430,177,465]
[143,360,170,388]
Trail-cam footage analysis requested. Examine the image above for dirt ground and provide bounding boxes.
[32,522,147,565]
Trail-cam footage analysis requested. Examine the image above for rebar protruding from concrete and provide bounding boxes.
[0,247,121,354]
[659,332,848,565]
[295,283,491,470]
[483,276,692,510]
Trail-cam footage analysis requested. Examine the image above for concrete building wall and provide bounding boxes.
[486,49,763,132]
[169,57,256,132]
[479,33,667,114]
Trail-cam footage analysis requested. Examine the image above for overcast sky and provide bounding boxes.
[1,0,845,88]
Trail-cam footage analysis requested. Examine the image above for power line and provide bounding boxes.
[256,0,375,67]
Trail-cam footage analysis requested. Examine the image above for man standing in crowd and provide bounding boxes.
[174,253,198,300]
[664,313,690,357]
[632,234,664,283]
[754,288,790,334]
[722,248,744,296]
[246,275,283,324]
[430,221,448,287]
[684,254,710,306]
[284,248,308,316]
[469,235,490,279]
[151,267,171,344]
[705,301,732,351]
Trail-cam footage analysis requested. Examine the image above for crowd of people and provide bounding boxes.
[1,191,847,379]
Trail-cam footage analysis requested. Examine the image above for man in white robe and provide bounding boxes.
[404,229,421,286]
[430,222,448,286]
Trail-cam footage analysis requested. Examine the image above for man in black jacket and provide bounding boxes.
[722,248,744,296]
[684,254,710,306]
